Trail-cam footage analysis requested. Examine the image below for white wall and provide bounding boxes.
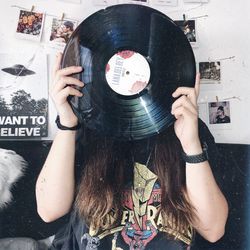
[0,0,249,144]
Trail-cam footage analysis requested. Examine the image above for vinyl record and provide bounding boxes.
[61,4,196,141]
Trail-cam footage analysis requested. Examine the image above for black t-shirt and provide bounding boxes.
[216,115,230,124]
[50,119,220,250]
[50,169,191,250]
[81,160,191,250]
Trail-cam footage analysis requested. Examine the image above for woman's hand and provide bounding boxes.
[50,53,84,127]
[171,73,202,155]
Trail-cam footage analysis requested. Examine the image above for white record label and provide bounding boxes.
[105,50,150,96]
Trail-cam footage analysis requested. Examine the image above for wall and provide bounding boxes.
[0,0,249,143]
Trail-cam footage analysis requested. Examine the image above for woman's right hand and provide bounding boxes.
[50,53,84,127]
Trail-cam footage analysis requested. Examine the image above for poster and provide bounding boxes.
[0,53,48,140]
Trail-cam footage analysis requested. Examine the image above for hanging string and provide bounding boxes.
[189,14,208,19]
[11,5,79,22]
[165,3,205,15]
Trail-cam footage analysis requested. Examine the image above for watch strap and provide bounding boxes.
[182,146,208,164]
[55,115,81,131]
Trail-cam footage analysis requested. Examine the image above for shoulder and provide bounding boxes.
[198,119,225,185]
[198,118,215,145]
[198,118,219,166]
[50,210,88,250]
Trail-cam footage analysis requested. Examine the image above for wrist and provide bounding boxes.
[55,115,81,131]
[182,140,202,155]
[57,106,78,127]
[59,116,78,127]
[182,148,208,164]
[182,141,209,164]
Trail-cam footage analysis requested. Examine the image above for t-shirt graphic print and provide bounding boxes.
[82,162,192,250]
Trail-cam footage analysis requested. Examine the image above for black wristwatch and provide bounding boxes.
[55,115,81,131]
[182,143,209,164]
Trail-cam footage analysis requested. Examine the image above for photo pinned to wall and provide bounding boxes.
[48,18,78,51]
[208,101,232,130]
[174,19,197,47]
[0,53,48,140]
[92,0,118,5]
[16,10,45,42]
[152,0,178,6]
[199,61,221,84]
[120,0,149,5]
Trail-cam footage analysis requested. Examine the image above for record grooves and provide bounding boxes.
[62,4,196,140]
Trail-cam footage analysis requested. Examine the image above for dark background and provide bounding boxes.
[0,141,249,250]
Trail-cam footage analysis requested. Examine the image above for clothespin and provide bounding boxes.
[183,14,186,22]
[216,96,219,102]
[61,12,65,21]
[30,5,35,12]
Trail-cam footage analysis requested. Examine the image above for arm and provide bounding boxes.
[36,53,84,222]
[36,129,77,222]
[171,74,228,242]
[185,153,228,242]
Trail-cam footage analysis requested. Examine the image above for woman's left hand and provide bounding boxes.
[171,73,202,155]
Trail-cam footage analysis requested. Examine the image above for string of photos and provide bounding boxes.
[3,1,239,141]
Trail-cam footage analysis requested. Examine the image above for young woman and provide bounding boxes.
[36,53,228,250]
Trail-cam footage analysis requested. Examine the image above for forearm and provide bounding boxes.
[186,159,228,242]
[171,76,228,241]
[36,129,77,222]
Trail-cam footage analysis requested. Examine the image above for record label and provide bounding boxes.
[105,50,150,96]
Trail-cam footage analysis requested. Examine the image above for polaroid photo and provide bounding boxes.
[174,20,197,47]
[199,61,221,84]
[184,0,208,3]
[120,0,149,5]
[152,0,178,6]
[208,101,232,130]
[16,10,45,42]
[48,18,78,51]
[92,0,118,5]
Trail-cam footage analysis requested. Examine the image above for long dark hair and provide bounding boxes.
[75,125,196,234]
